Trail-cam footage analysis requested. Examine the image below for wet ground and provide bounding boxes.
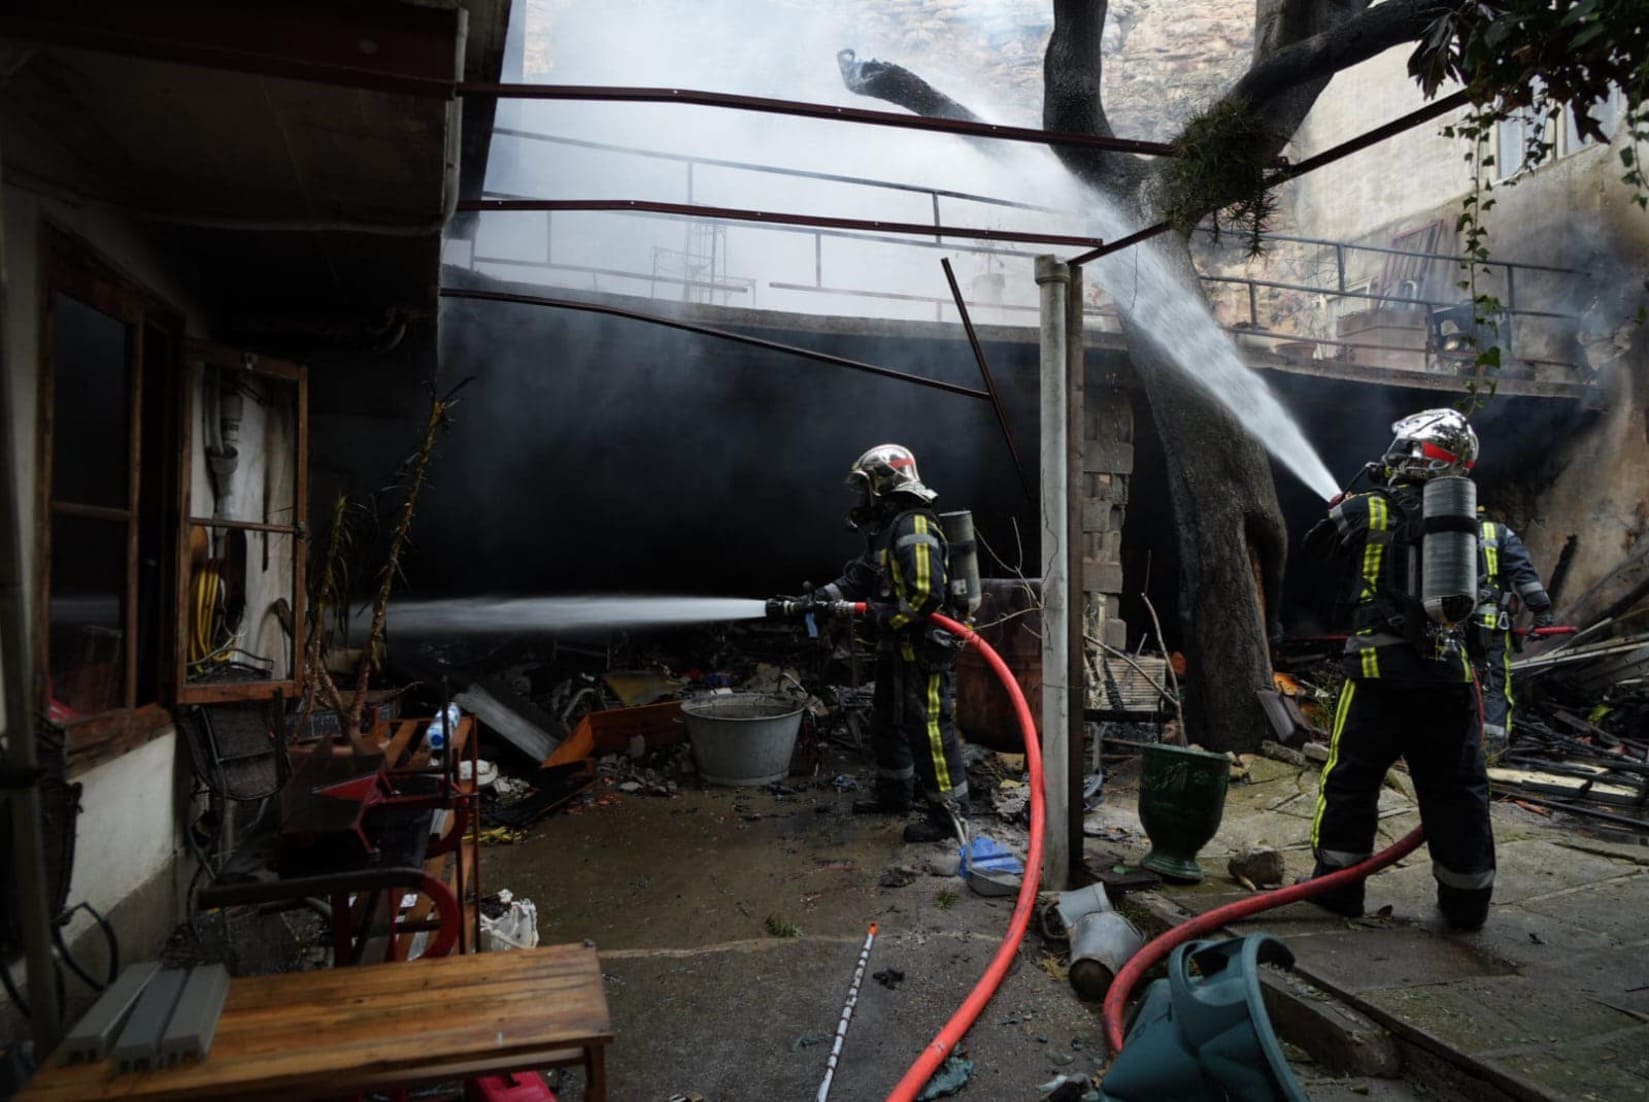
[483,773,1110,1100]
[481,751,1426,1101]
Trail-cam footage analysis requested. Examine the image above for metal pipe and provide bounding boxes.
[1064,266,1087,882]
[492,128,1059,211]
[0,133,65,1047]
[939,259,1033,507]
[458,198,1105,249]
[456,82,1180,157]
[1035,255,1071,890]
[437,287,991,399]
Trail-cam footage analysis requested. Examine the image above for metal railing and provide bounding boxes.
[460,127,1591,378]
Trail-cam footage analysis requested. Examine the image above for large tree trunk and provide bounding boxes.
[1119,232,1286,750]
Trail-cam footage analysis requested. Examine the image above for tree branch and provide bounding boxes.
[836,49,982,123]
[1043,0,1143,192]
[1229,0,1450,141]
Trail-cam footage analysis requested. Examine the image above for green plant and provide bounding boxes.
[1162,98,1285,257]
[764,914,800,938]
[935,889,959,911]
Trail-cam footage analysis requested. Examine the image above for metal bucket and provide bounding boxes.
[1068,909,1145,1000]
[681,693,805,786]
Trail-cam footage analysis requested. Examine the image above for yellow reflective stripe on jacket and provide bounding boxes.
[1359,496,1388,605]
[913,514,932,604]
[1481,521,1500,584]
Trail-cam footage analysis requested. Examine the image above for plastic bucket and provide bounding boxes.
[681,693,805,786]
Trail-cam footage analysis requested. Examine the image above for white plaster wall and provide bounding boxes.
[61,734,191,926]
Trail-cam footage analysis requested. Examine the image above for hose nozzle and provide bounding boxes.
[765,596,866,619]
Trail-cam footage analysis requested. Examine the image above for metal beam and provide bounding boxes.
[458,198,1106,249]
[458,83,1180,157]
[940,258,1034,507]
[0,1,463,96]
[438,286,991,399]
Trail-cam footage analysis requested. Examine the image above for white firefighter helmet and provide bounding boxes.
[1384,408,1479,481]
[845,443,938,505]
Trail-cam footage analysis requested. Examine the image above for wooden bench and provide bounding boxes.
[20,945,612,1101]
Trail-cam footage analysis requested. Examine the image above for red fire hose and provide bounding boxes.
[885,611,1046,1102]
[877,608,1453,1092]
[1099,827,1425,1053]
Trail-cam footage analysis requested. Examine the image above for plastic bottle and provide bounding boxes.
[426,702,460,762]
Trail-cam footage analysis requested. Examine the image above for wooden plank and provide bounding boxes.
[383,719,422,768]
[23,948,611,1102]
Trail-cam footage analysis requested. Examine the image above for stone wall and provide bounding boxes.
[525,0,1256,142]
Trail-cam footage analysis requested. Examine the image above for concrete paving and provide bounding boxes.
[480,752,1400,1101]
[1102,752,1649,1102]
[483,773,1113,1101]
[477,744,1649,1100]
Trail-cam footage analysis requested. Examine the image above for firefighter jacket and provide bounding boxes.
[821,507,953,664]
[1304,485,1474,683]
[1477,519,1551,633]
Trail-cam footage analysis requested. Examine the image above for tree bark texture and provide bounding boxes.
[1116,231,1286,751]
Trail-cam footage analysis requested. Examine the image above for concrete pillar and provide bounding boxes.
[1035,256,1069,890]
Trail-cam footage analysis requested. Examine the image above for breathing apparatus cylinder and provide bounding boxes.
[1420,476,1478,626]
[939,510,982,620]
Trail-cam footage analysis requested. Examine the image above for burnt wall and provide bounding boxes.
[309,282,1585,646]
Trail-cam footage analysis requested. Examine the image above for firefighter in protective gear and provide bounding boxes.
[1476,510,1553,760]
[815,444,967,844]
[1302,408,1496,931]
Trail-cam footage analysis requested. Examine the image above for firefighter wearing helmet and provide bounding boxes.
[811,445,967,844]
[1302,408,1496,930]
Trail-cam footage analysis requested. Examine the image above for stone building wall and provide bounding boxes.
[525,0,1257,143]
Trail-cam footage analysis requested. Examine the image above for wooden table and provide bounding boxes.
[21,945,612,1101]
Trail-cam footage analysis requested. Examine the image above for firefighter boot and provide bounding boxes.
[1437,883,1491,931]
[852,777,913,815]
[903,799,966,844]
[1302,864,1365,919]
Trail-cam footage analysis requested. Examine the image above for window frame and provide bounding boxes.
[172,342,309,706]
[34,222,182,773]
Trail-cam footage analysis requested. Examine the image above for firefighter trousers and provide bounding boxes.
[1478,632,1514,751]
[1311,677,1495,928]
[870,651,968,810]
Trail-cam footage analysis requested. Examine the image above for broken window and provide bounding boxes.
[37,225,183,769]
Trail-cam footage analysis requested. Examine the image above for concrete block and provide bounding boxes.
[157,964,231,1065]
[1101,618,1127,651]
[1082,440,1135,475]
[61,962,159,1063]
[1083,559,1124,595]
[112,966,188,1072]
